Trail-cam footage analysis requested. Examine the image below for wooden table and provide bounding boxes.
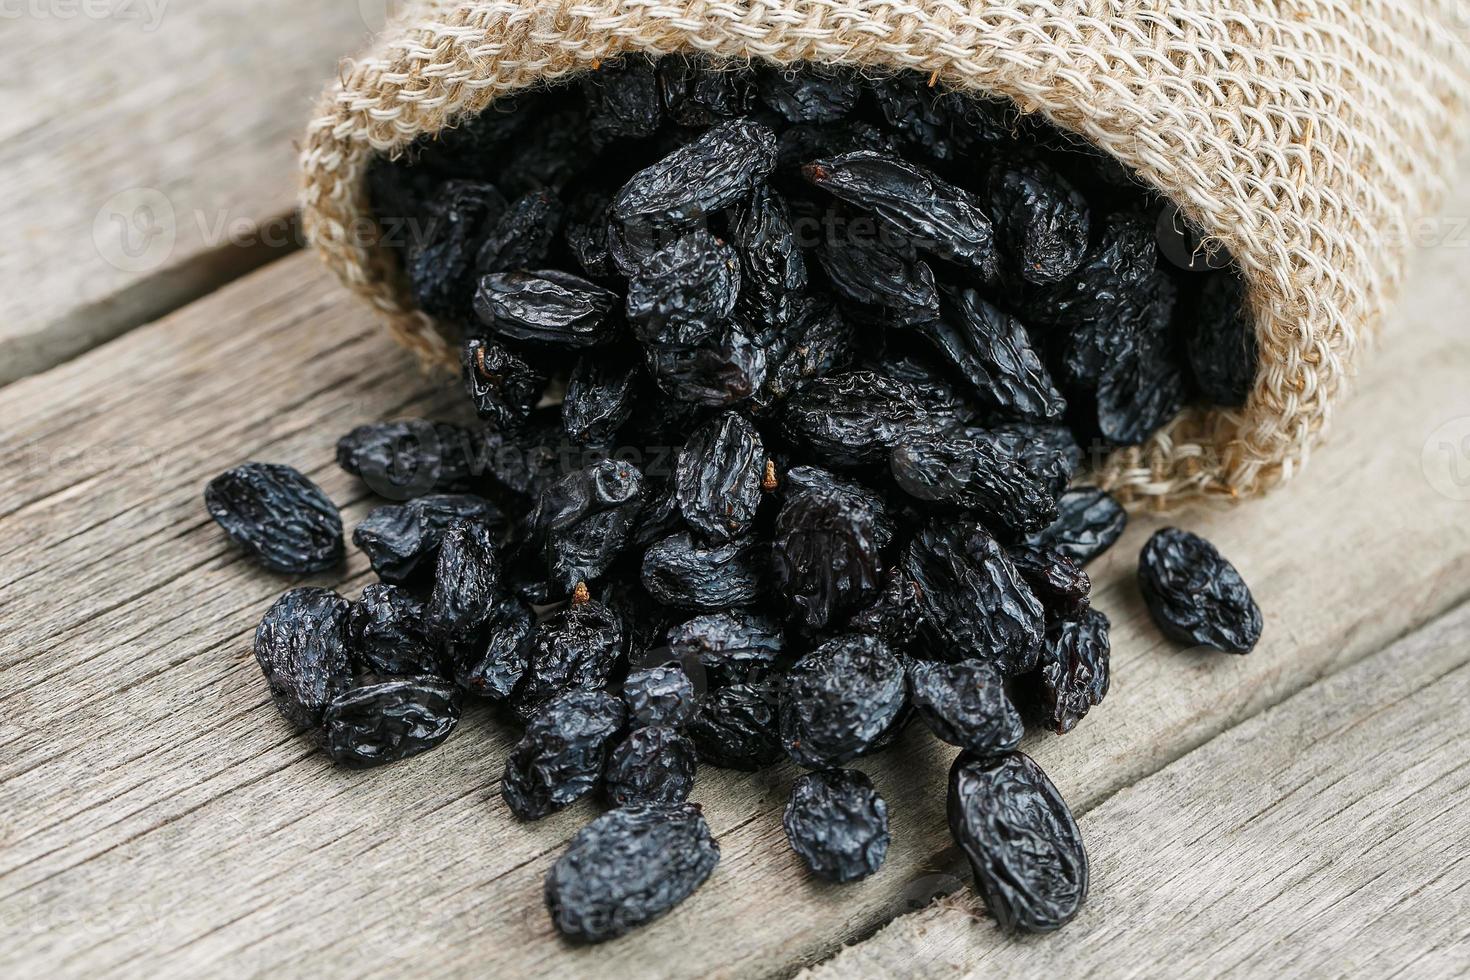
[3,10,1469,977]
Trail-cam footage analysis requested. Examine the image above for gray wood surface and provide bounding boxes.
[805,600,1470,979]
[0,229,1467,977]
[0,0,369,385]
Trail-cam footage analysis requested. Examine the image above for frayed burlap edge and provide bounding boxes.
[299,0,1470,509]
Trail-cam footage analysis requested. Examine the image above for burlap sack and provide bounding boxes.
[299,0,1470,508]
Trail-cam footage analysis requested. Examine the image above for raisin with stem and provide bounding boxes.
[1027,488,1127,566]
[1138,528,1263,654]
[948,751,1089,933]
[783,768,889,882]
[603,726,697,805]
[253,587,354,730]
[545,802,720,942]
[503,689,626,820]
[205,463,343,574]
[779,634,907,769]
[1037,607,1111,734]
[675,412,766,543]
[460,337,548,431]
[908,659,1023,754]
[510,599,625,719]
[475,269,619,349]
[322,676,462,768]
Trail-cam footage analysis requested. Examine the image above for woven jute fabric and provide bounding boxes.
[299,0,1470,508]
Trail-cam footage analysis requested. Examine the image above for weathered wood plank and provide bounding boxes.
[804,602,1470,980]
[0,180,1468,976]
[0,0,371,385]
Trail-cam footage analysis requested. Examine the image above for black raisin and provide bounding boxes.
[622,666,698,728]
[674,412,766,543]
[450,593,534,700]
[253,587,354,730]
[779,634,907,769]
[783,768,889,882]
[322,676,462,768]
[642,532,769,609]
[336,420,485,499]
[503,689,626,820]
[205,463,343,574]
[510,599,625,720]
[425,518,502,640]
[686,681,782,770]
[1027,488,1127,566]
[349,583,443,677]
[474,269,619,349]
[908,658,1023,754]
[545,802,720,942]
[666,610,785,686]
[353,494,500,584]
[460,337,548,431]
[1138,528,1263,654]
[948,751,1088,933]
[1037,608,1111,734]
[603,726,697,805]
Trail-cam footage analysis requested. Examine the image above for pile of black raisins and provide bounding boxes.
[205,58,1265,943]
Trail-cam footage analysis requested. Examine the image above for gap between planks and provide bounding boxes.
[0,192,1467,977]
[801,600,1470,979]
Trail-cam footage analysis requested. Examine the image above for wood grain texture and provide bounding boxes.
[0,196,1468,977]
[0,0,370,385]
[804,601,1470,980]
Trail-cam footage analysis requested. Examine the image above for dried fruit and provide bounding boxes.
[1027,488,1128,566]
[503,689,626,820]
[903,524,1045,676]
[475,269,619,349]
[612,118,778,227]
[803,151,998,278]
[1008,544,1091,621]
[779,634,907,769]
[625,228,740,347]
[666,611,785,685]
[1038,608,1111,734]
[563,353,640,447]
[642,532,769,609]
[460,337,548,431]
[205,463,343,573]
[675,412,765,543]
[545,802,720,942]
[948,751,1089,933]
[322,677,462,768]
[450,593,534,700]
[425,518,502,640]
[987,160,1090,284]
[522,460,645,594]
[890,430,1058,538]
[337,420,484,499]
[686,682,782,770]
[772,477,890,631]
[349,583,442,677]
[622,666,698,728]
[783,371,939,468]
[783,768,889,882]
[353,494,499,584]
[253,587,354,730]
[914,289,1064,421]
[511,600,625,719]
[908,659,1024,754]
[603,726,697,805]
[1188,271,1257,407]
[1138,528,1263,654]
